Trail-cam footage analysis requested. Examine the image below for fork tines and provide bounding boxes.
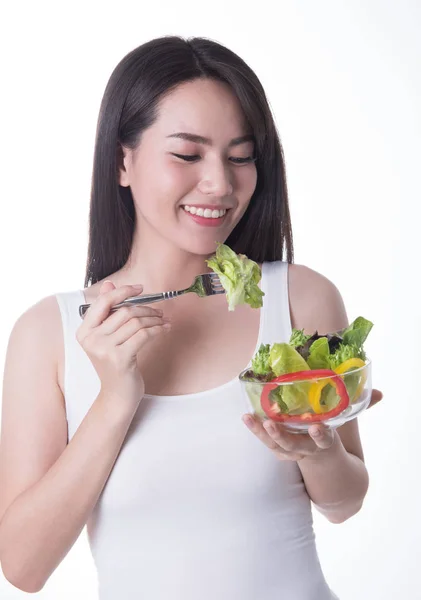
[202,272,225,295]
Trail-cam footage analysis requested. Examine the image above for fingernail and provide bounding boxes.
[100,280,114,291]
[162,317,171,322]
[132,284,143,290]
[156,309,164,316]
[243,415,254,428]
[311,428,321,437]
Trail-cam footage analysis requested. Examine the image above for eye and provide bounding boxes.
[171,153,256,165]
[229,156,257,165]
[171,153,200,162]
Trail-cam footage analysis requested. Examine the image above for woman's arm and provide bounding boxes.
[297,424,369,523]
[288,264,369,523]
[0,297,139,593]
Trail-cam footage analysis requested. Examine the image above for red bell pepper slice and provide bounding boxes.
[260,369,350,423]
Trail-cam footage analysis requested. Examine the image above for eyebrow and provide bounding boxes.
[166,132,255,147]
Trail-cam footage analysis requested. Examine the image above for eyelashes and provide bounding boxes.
[171,154,199,162]
[171,153,257,165]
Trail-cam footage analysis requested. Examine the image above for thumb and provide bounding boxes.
[99,279,116,294]
[367,388,383,409]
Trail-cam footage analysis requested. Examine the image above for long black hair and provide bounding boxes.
[84,36,294,287]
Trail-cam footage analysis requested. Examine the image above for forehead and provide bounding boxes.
[153,79,250,139]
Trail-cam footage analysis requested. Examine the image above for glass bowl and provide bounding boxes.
[239,360,372,433]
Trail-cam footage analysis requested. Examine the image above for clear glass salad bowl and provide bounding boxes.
[239,360,372,433]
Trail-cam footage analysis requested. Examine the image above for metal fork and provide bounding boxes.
[78,272,224,318]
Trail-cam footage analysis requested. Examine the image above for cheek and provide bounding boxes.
[158,163,197,196]
[236,166,258,201]
[130,160,195,212]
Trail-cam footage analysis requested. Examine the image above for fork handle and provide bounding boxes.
[78,291,183,318]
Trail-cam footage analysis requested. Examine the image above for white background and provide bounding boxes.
[0,0,420,598]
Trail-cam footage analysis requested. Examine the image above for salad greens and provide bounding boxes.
[206,243,264,311]
[246,316,373,416]
[251,343,271,375]
[250,316,372,379]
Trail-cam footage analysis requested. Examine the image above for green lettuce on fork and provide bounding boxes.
[206,243,264,311]
[244,317,373,418]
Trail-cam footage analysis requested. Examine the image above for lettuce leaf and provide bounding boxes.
[329,342,367,370]
[206,243,264,311]
[269,384,310,413]
[341,317,373,348]
[245,382,268,418]
[307,337,331,370]
[268,343,312,412]
[289,328,313,348]
[321,370,362,408]
[251,343,272,375]
[269,343,310,376]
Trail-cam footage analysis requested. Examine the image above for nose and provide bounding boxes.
[197,161,233,197]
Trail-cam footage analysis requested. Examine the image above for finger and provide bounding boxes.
[367,388,383,409]
[262,419,316,454]
[99,280,116,294]
[82,284,144,329]
[120,322,171,354]
[308,424,335,449]
[242,415,279,451]
[100,305,165,335]
[242,415,308,459]
[111,316,169,345]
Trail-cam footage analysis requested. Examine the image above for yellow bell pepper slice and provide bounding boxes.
[334,358,366,374]
[335,358,367,402]
[308,358,366,414]
[308,379,335,414]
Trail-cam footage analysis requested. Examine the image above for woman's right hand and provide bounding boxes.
[76,280,170,407]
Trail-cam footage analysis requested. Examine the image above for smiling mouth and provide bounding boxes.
[180,204,231,227]
[181,205,229,219]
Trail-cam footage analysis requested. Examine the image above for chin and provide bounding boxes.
[174,234,227,257]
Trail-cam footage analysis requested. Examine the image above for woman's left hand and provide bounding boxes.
[242,388,383,462]
[242,415,335,461]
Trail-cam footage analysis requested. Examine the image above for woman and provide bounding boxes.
[0,36,382,599]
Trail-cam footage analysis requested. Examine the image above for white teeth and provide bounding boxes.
[182,206,227,218]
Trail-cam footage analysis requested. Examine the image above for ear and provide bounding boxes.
[117,144,131,187]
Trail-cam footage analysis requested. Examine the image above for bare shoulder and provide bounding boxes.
[5,295,64,398]
[10,294,64,354]
[13,293,63,329]
[287,263,349,334]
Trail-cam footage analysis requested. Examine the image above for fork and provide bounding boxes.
[78,272,224,318]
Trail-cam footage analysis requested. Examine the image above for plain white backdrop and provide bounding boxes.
[0,0,420,598]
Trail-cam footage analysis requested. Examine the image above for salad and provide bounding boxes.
[206,243,264,311]
[242,316,373,423]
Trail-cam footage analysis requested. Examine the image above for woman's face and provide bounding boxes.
[118,78,258,256]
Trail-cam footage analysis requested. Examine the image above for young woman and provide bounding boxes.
[0,36,382,599]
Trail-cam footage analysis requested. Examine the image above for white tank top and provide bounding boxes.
[55,261,338,600]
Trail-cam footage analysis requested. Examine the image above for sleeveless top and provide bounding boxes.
[55,261,339,600]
